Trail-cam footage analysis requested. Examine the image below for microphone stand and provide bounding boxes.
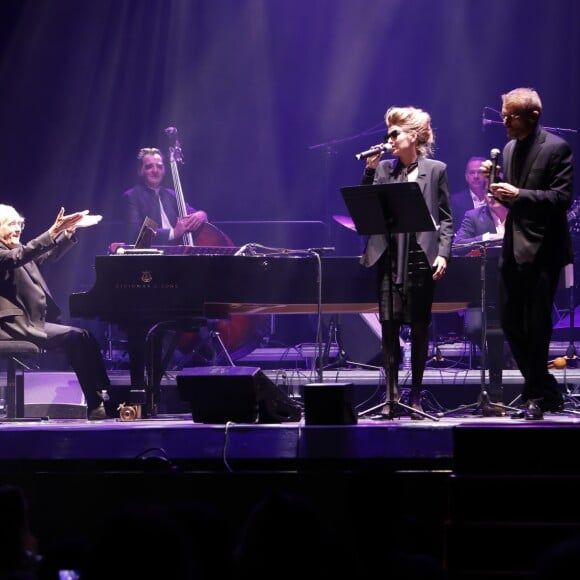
[308,123,385,152]
[440,242,519,417]
[307,248,325,383]
[482,108,578,136]
[565,264,577,361]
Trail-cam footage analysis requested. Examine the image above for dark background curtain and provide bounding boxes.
[0,0,578,315]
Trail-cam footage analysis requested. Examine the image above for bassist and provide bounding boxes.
[121,147,208,245]
[119,146,210,413]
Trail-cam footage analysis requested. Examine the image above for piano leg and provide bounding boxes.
[142,320,236,418]
[120,322,165,418]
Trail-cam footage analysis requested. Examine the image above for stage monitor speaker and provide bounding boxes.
[176,366,302,424]
[303,383,357,425]
[22,371,87,419]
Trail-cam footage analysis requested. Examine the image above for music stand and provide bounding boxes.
[340,182,438,421]
[135,217,158,249]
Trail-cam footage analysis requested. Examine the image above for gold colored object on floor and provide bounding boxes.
[117,403,142,421]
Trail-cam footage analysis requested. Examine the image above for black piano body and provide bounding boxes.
[70,254,379,322]
[69,252,489,323]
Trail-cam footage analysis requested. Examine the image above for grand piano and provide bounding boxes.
[69,247,494,416]
[69,249,482,323]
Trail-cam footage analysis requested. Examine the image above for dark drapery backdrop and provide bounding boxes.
[0,0,578,316]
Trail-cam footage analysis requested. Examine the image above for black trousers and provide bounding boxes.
[0,320,109,410]
[499,261,562,402]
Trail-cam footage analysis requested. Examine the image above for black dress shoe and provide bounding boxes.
[510,400,545,420]
[539,397,565,413]
[370,403,403,420]
[88,402,107,420]
[524,400,544,420]
[510,408,526,420]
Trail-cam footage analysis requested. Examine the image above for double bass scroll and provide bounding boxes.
[164,126,234,247]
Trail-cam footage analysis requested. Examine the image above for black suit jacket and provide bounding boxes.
[0,231,74,339]
[501,126,574,269]
[450,188,476,233]
[453,205,498,247]
[121,183,196,245]
[361,157,453,268]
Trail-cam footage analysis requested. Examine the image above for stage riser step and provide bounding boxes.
[238,342,578,365]
[260,368,580,387]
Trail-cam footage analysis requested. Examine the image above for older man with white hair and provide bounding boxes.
[0,204,110,419]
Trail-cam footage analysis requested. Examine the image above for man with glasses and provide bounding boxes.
[119,147,209,410]
[0,204,111,419]
[481,87,574,420]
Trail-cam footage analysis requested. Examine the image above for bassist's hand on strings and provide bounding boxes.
[173,210,208,238]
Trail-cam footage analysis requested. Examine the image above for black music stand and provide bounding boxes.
[340,182,438,421]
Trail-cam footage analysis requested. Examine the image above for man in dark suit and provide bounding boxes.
[121,147,208,245]
[0,204,110,419]
[454,191,508,248]
[450,156,487,233]
[483,87,574,420]
[119,148,209,412]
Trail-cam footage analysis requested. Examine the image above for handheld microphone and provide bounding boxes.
[487,148,501,196]
[355,142,392,161]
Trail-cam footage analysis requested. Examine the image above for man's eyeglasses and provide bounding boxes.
[5,220,25,230]
[501,113,522,122]
[386,129,401,141]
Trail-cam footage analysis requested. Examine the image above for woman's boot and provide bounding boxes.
[409,385,424,421]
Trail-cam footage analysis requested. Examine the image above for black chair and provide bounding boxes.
[0,340,42,419]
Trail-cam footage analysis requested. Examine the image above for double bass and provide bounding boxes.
[164,127,266,363]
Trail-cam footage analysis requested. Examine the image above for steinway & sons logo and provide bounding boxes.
[114,270,178,289]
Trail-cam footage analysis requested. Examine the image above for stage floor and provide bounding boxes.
[2,408,580,471]
[3,364,580,475]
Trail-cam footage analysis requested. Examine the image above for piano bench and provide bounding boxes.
[0,341,42,419]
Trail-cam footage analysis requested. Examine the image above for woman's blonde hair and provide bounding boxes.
[385,106,435,158]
